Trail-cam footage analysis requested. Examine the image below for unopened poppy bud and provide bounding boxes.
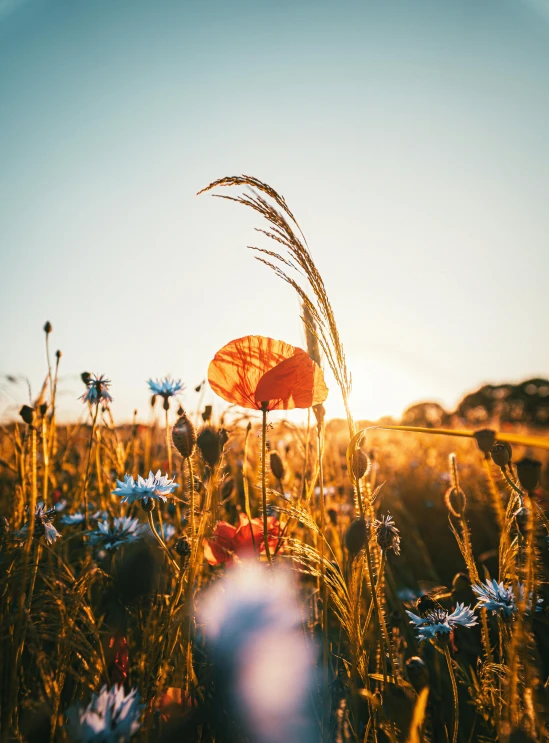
[19,405,35,426]
[491,441,512,468]
[43,321,52,334]
[474,429,496,457]
[39,402,48,417]
[81,372,91,386]
[351,448,370,481]
[172,413,197,459]
[55,349,62,359]
[177,405,184,416]
[406,656,429,692]
[175,535,191,560]
[270,452,285,481]
[141,498,156,513]
[197,428,221,468]
[202,405,213,422]
[345,517,368,556]
[516,457,542,492]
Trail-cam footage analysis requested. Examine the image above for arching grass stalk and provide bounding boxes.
[444,645,459,743]
[27,423,38,551]
[188,455,196,541]
[314,406,330,739]
[260,402,272,564]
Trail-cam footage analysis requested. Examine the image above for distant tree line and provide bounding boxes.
[401,377,549,429]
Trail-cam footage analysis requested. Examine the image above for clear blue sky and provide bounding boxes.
[1,0,548,424]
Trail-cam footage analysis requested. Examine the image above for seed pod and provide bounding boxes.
[197,428,222,468]
[177,405,184,417]
[81,371,91,385]
[516,457,542,492]
[491,441,512,468]
[473,429,496,457]
[172,413,197,459]
[351,448,370,481]
[19,405,35,426]
[55,349,62,359]
[406,656,429,692]
[43,321,52,334]
[270,452,285,481]
[175,535,191,560]
[345,517,368,556]
[202,405,213,422]
[39,402,48,417]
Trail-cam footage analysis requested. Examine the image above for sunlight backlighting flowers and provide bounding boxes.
[406,603,477,642]
[89,517,147,551]
[208,335,328,411]
[80,374,113,409]
[147,377,184,399]
[112,471,179,505]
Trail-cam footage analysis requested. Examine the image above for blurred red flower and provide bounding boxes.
[203,513,281,565]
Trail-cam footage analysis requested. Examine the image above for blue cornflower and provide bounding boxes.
[18,503,61,545]
[161,523,176,542]
[65,684,142,742]
[89,517,146,551]
[147,377,184,398]
[112,471,179,506]
[80,374,113,409]
[60,510,103,526]
[473,579,543,618]
[406,603,477,642]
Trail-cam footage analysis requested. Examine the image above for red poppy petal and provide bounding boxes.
[254,349,328,410]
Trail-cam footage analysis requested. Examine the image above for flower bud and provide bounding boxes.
[177,405,184,417]
[351,448,370,481]
[81,372,91,386]
[39,402,48,417]
[516,457,542,492]
[172,413,197,459]
[491,441,512,468]
[19,405,35,426]
[175,535,191,561]
[406,656,429,692]
[197,428,222,468]
[43,321,52,334]
[345,517,368,556]
[55,349,62,359]
[270,451,285,481]
[473,429,496,457]
[202,405,213,422]
[141,498,156,513]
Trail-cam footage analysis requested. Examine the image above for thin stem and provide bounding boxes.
[363,534,388,687]
[317,419,330,739]
[445,645,459,743]
[82,405,100,529]
[188,456,195,540]
[242,423,257,554]
[261,403,272,564]
[147,509,180,572]
[165,407,173,475]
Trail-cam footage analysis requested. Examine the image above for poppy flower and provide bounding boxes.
[208,335,328,411]
[203,513,281,565]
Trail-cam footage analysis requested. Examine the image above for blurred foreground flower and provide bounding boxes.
[65,685,142,742]
[208,335,328,410]
[89,517,147,551]
[112,471,179,506]
[406,603,477,642]
[203,514,281,565]
[198,562,317,743]
[80,374,113,409]
[18,503,60,545]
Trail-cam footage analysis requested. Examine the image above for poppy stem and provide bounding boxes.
[261,402,272,565]
[165,407,173,475]
[82,404,100,531]
[242,422,257,555]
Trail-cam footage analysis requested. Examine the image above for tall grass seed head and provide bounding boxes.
[351,448,370,481]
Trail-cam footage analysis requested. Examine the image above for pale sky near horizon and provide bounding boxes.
[1,0,548,425]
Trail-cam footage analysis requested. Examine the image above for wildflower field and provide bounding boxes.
[1,177,548,743]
